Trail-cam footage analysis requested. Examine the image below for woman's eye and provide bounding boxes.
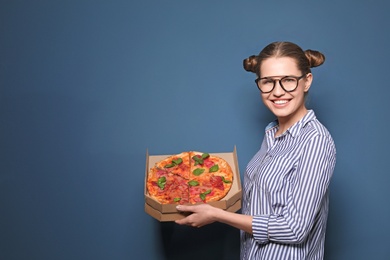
[261,79,274,85]
[283,78,296,83]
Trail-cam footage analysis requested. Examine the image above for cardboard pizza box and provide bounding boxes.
[144,147,242,222]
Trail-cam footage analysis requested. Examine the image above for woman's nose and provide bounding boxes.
[272,80,285,95]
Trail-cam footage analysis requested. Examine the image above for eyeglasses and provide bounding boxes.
[255,74,306,93]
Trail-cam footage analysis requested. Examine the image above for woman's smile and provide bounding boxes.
[272,99,290,106]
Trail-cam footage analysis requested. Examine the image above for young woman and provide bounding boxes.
[175,41,336,260]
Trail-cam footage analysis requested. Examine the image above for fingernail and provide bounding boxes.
[176,205,181,210]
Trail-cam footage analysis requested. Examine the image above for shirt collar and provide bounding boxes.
[265,110,316,138]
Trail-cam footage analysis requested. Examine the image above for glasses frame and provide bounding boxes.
[255,74,307,93]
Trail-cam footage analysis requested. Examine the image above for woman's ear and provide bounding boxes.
[304,73,313,92]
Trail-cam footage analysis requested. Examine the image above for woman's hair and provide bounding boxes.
[243,42,325,77]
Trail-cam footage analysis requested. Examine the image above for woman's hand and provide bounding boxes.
[175,204,222,228]
[175,204,253,233]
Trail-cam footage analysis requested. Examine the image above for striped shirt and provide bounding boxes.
[240,110,336,260]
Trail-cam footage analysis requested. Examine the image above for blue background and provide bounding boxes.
[1,1,389,259]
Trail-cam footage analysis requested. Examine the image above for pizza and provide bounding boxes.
[147,151,233,204]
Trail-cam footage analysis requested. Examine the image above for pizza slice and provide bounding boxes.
[146,167,189,204]
[190,152,233,181]
[155,152,191,179]
[188,174,232,203]
[207,155,234,187]
[189,151,234,203]
[188,177,213,204]
[189,151,214,178]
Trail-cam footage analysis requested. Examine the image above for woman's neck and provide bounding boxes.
[275,108,308,137]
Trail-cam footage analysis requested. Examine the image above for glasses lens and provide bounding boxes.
[258,79,274,92]
[281,77,298,91]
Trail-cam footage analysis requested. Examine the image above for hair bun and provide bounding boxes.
[243,55,258,73]
[305,49,325,68]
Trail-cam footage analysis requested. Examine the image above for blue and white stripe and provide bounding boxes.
[241,110,336,260]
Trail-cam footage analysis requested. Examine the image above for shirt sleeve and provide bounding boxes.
[251,134,336,244]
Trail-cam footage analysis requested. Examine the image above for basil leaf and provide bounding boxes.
[164,158,183,168]
[192,168,205,176]
[173,197,181,202]
[157,177,166,189]
[200,189,211,201]
[172,158,183,165]
[188,180,199,186]
[209,164,219,173]
[201,153,210,159]
[192,156,204,166]
[222,176,232,183]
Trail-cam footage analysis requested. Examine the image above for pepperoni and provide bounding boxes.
[180,199,189,204]
[193,197,203,203]
[189,186,201,194]
[156,168,167,177]
[210,176,224,190]
[178,163,189,170]
[204,159,215,168]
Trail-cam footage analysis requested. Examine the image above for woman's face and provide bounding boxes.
[259,56,312,124]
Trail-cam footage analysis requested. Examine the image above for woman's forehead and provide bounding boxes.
[260,57,300,77]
